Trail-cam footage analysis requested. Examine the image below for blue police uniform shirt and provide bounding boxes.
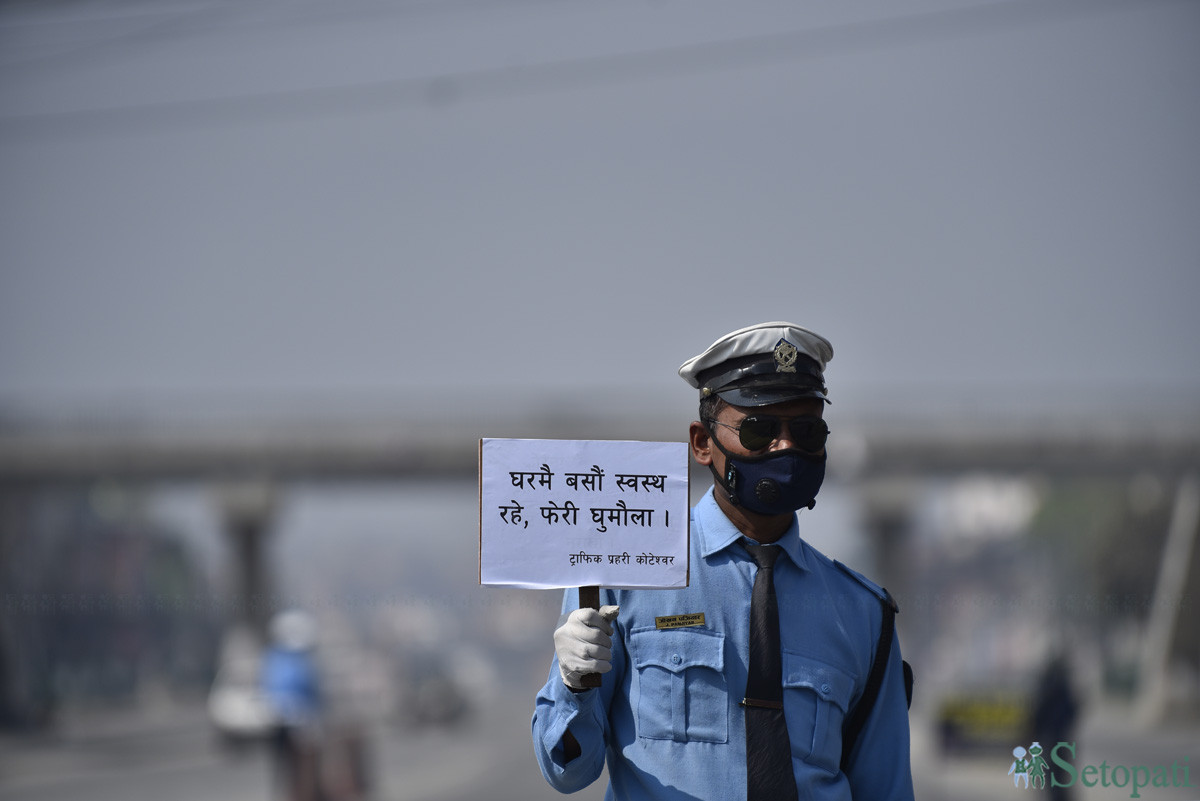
[532,486,914,800]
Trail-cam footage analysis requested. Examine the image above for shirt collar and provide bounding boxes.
[695,486,809,571]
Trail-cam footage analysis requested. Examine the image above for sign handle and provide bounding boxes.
[579,585,603,689]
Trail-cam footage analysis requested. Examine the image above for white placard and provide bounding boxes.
[479,439,690,590]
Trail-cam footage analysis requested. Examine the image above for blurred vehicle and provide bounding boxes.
[207,625,276,745]
[393,652,470,729]
[937,686,1030,755]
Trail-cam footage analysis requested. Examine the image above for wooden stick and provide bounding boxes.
[578,585,602,688]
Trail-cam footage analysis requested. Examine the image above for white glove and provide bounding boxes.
[553,605,620,690]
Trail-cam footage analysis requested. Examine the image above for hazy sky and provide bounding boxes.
[2,0,1198,423]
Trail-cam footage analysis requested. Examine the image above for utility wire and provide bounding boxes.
[0,0,1184,141]
[0,0,568,72]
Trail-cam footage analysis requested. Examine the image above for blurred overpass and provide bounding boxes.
[1,407,1197,728]
[0,409,1197,483]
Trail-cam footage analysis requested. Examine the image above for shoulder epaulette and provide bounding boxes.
[833,560,898,613]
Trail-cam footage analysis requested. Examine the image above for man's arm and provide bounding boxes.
[841,634,915,800]
[532,663,611,791]
[531,588,622,793]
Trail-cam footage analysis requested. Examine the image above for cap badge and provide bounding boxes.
[773,338,798,373]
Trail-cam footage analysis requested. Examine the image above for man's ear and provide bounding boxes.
[689,420,713,466]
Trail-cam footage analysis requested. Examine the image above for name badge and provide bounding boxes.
[655,613,706,630]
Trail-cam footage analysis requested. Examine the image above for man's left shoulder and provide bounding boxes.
[830,559,898,613]
[801,541,896,613]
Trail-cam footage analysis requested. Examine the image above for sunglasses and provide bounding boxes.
[706,414,829,453]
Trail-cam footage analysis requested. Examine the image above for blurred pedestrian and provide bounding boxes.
[1031,652,1080,800]
[262,609,325,801]
[318,626,376,801]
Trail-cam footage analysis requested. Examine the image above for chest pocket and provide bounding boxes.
[782,652,856,774]
[629,627,727,744]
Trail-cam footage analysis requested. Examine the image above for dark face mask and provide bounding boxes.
[706,425,826,515]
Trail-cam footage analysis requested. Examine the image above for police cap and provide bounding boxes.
[678,321,833,407]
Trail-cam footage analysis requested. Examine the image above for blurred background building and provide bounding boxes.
[1,0,1198,799]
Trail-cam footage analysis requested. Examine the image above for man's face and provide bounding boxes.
[690,396,826,474]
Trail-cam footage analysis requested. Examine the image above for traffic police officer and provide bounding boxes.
[532,321,914,800]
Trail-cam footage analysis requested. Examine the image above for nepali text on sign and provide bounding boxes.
[479,439,689,590]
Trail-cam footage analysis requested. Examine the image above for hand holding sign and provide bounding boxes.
[480,438,689,690]
[554,604,620,690]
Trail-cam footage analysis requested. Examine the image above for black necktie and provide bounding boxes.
[742,542,798,801]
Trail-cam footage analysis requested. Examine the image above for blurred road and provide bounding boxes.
[0,668,605,801]
[3,689,1195,801]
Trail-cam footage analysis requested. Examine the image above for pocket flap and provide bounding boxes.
[782,652,856,711]
[630,627,724,673]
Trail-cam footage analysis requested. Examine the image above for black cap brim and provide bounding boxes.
[715,384,830,407]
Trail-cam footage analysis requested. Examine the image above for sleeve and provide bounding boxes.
[841,630,915,801]
[530,587,623,794]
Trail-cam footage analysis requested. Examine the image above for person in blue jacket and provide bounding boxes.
[532,321,914,800]
[262,609,324,801]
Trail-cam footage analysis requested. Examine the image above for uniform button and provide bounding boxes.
[820,683,832,695]
[671,654,682,665]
